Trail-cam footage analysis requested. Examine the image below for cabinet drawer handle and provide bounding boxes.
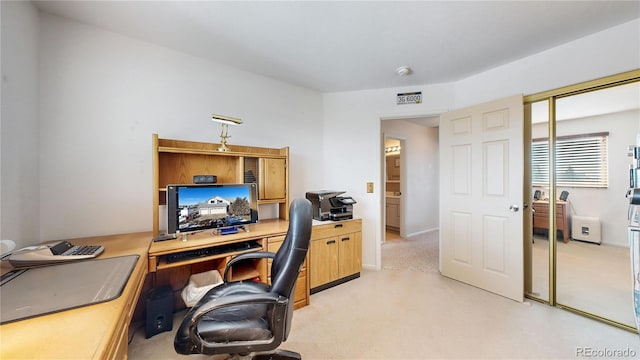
[341,237,350,241]
[326,240,336,245]
[334,224,343,228]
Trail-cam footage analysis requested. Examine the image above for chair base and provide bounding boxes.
[228,349,301,360]
[253,349,301,360]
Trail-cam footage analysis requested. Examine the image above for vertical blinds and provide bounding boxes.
[531,133,609,188]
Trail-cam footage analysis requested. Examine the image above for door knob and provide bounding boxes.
[509,205,520,212]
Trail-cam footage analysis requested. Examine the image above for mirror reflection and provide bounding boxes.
[532,82,640,327]
[554,82,639,327]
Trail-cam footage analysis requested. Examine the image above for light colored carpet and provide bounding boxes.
[382,230,439,273]
[129,270,640,359]
[531,236,634,327]
[129,229,640,359]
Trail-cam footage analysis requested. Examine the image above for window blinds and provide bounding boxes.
[531,133,608,188]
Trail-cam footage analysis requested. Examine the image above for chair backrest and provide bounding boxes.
[269,198,312,337]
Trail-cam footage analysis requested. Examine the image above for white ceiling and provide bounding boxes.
[34,1,640,93]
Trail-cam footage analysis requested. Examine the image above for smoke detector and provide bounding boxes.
[396,66,411,76]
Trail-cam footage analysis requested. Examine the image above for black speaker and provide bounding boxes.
[193,175,217,184]
[145,285,173,338]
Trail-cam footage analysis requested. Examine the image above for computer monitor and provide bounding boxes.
[167,183,258,234]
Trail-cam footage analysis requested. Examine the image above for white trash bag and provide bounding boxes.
[181,270,223,307]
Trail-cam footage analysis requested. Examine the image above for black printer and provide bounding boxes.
[305,191,356,221]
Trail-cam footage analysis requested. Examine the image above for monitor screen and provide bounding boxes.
[167,183,258,234]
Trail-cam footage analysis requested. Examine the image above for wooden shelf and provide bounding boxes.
[152,134,290,236]
[230,263,261,282]
[158,146,287,159]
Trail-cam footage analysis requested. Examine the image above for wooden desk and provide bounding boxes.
[147,220,314,310]
[148,220,289,273]
[147,218,363,309]
[532,200,570,243]
[0,232,151,359]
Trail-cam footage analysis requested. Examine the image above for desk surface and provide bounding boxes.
[532,199,568,205]
[0,232,151,359]
[149,219,290,257]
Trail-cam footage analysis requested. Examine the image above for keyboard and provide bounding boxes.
[166,241,261,264]
[62,245,103,256]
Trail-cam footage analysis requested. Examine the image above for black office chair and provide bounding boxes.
[174,198,312,360]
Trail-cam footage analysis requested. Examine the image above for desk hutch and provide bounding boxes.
[149,134,361,310]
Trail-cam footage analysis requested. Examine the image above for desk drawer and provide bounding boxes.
[312,219,361,240]
[533,202,567,231]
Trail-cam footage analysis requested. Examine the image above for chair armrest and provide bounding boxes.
[191,291,283,318]
[186,292,288,354]
[223,251,275,282]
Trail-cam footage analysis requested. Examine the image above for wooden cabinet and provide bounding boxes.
[309,219,362,293]
[386,155,400,180]
[386,196,400,230]
[310,236,339,287]
[259,158,287,200]
[152,134,289,236]
[532,200,570,243]
[267,235,309,309]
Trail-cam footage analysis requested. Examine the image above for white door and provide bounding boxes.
[439,94,524,302]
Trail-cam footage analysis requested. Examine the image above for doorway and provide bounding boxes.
[380,117,440,271]
[384,136,403,240]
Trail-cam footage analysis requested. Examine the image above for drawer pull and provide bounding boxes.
[334,224,343,228]
[341,237,350,241]
[326,240,336,245]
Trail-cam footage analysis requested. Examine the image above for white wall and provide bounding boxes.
[323,84,454,269]
[323,18,640,270]
[0,1,40,249]
[34,13,324,240]
[532,109,640,247]
[381,119,439,237]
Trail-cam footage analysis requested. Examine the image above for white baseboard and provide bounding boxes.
[406,227,439,238]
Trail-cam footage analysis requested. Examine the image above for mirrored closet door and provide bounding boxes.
[525,72,640,331]
[527,99,550,303]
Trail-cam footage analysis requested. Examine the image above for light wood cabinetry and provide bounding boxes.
[532,200,570,243]
[152,134,289,236]
[386,154,400,180]
[148,220,292,310]
[266,235,309,309]
[309,219,362,293]
[150,134,291,310]
[386,196,400,230]
[310,235,339,287]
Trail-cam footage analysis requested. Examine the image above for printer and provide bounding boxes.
[305,191,356,221]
